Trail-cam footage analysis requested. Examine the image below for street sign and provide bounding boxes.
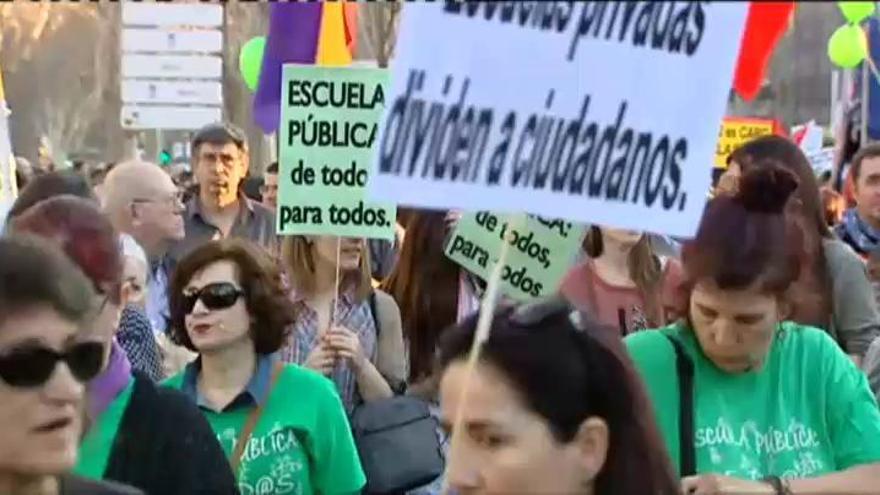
[122,3,223,28]
[122,28,223,54]
[120,3,223,131]
[122,55,222,80]
[122,80,222,106]
[121,105,221,131]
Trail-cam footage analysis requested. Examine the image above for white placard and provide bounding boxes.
[123,28,223,54]
[122,80,222,105]
[121,105,222,131]
[369,2,748,237]
[122,54,222,80]
[122,3,223,28]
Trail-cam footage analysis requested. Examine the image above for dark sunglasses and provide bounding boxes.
[182,282,245,314]
[0,341,105,388]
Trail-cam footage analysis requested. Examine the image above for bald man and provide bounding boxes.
[104,161,185,336]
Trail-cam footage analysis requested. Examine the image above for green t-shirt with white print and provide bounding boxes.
[165,364,365,495]
[626,321,880,480]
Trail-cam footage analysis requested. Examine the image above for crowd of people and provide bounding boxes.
[4,121,880,495]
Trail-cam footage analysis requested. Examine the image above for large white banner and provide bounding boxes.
[369,2,748,237]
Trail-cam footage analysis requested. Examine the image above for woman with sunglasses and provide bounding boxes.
[437,300,679,494]
[165,238,365,495]
[0,235,142,495]
[627,166,880,494]
[9,196,236,495]
[280,235,407,413]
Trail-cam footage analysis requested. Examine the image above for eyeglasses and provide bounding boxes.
[0,341,105,388]
[131,192,184,209]
[182,282,245,314]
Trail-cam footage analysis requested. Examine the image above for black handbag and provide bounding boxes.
[350,396,445,494]
[664,334,696,477]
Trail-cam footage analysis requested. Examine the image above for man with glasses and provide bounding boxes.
[103,161,185,339]
[169,123,276,263]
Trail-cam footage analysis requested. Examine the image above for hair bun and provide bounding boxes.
[735,162,799,214]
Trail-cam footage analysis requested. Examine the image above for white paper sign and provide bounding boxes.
[369,2,748,237]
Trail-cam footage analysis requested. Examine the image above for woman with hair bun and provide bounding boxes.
[720,135,880,362]
[627,165,880,494]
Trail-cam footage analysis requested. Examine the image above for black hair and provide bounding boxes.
[8,171,97,220]
[439,302,678,495]
[190,122,247,157]
[265,161,279,174]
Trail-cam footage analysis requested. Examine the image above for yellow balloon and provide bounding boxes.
[839,1,876,24]
[828,24,868,68]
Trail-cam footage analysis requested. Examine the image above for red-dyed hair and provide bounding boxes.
[9,195,123,304]
[677,165,805,314]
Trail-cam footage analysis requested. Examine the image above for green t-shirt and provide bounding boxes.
[625,321,880,480]
[165,364,365,495]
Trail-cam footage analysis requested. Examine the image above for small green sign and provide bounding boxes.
[277,64,396,240]
[445,212,586,301]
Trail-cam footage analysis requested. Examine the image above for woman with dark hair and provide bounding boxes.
[561,226,681,335]
[0,235,142,495]
[165,238,365,495]
[438,301,679,494]
[9,196,236,495]
[7,171,96,220]
[718,135,880,361]
[627,166,880,493]
[381,210,480,390]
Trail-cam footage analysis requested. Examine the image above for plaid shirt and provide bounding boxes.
[280,289,378,412]
[117,305,163,382]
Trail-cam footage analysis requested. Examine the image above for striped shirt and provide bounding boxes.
[280,289,378,413]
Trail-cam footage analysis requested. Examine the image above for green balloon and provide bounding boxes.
[828,24,867,68]
[239,36,266,92]
[839,1,876,24]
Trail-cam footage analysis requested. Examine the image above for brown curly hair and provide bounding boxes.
[168,239,294,354]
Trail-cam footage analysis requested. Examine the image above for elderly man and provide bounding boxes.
[103,161,185,335]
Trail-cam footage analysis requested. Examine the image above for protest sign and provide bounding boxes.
[446,212,585,301]
[807,148,835,176]
[278,64,396,240]
[369,2,748,237]
[714,117,777,169]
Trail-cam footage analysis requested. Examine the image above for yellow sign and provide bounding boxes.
[714,117,775,169]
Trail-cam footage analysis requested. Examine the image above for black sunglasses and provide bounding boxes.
[182,282,245,314]
[0,341,105,388]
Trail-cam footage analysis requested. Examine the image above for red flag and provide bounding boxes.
[733,2,797,101]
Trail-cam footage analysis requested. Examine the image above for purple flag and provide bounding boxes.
[253,2,323,133]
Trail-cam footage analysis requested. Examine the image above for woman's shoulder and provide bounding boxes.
[624,323,685,365]
[559,261,595,309]
[778,321,848,355]
[371,288,398,308]
[822,237,867,270]
[60,474,144,495]
[130,373,203,421]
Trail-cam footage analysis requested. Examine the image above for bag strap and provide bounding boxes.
[229,361,284,474]
[663,334,695,477]
[368,290,381,337]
